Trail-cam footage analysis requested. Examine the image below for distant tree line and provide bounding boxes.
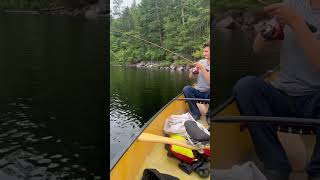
[111,0,210,65]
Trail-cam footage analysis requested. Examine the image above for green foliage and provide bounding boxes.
[111,0,210,65]
[173,59,191,66]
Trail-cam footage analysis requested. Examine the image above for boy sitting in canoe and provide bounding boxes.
[233,1,320,180]
[182,42,210,121]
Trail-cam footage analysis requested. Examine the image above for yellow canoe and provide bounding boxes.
[110,94,210,180]
[210,68,318,180]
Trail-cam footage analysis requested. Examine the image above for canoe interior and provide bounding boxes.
[111,94,210,180]
[210,69,316,180]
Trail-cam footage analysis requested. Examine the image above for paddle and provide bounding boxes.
[138,133,209,150]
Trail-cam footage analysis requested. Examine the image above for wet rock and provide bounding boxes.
[169,64,176,70]
[177,66,185,71]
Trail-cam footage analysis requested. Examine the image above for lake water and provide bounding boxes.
[0,15,107,179]
[110,67,192,162]
[213,29,279,107]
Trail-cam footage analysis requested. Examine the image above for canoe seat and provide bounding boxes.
[276,125,317,135]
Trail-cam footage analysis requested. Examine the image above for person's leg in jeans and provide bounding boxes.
[233,76,294,178]
[302,92,320,178]
[183,85,208,120]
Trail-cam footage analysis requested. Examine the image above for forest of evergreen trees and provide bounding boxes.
[111,0,210,65]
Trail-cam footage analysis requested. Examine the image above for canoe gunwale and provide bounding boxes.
[212,116,320,126]
[110,93,184,171]
[211,96,235,116]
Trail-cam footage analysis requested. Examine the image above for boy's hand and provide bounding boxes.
[264,3,302,27]
[193,62,205,71]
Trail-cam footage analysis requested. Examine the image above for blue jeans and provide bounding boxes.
[233,76,320,175]
[182,85,210,120]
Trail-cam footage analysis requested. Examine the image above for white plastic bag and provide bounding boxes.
[163,113,209,137]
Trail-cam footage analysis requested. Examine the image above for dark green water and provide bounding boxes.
[213,29,279,107]
[110,67,191,161]
[0,15,107,179]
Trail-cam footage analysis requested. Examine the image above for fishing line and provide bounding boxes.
[111,30,195,64]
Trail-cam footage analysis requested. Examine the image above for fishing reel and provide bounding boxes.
[260,18,318,41]
[260,18,285,40]
[192,67,199,74]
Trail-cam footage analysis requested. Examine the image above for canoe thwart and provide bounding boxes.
[211,116,320,126]
[176,98,210,102]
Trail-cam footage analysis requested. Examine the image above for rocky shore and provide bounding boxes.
[214,8,271,32]
[115,61,195,72]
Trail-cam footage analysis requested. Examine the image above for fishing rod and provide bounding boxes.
[111,29,195,64]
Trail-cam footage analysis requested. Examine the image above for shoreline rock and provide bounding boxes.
[112,61,194,72]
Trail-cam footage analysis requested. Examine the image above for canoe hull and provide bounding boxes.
[110,94,190,179]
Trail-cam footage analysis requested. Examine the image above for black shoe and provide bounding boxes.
[262,169,289,180]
